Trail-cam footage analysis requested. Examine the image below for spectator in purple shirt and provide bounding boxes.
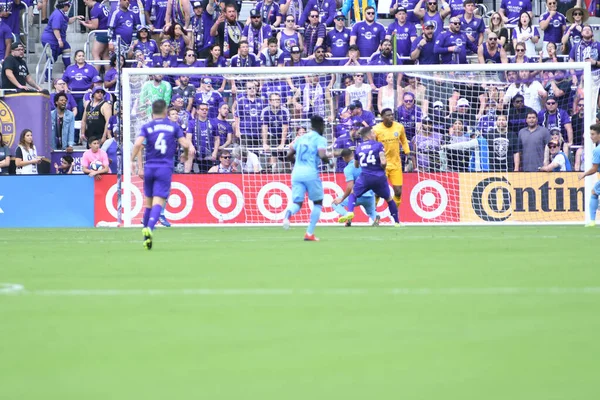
[0,20,12,62]
[242,9,273,55]
[108,0,135,54]
[396,92,422,140]
[130,25,159,60]
[41,1,79,71]
[190,1,213,58]
[389,0,422,24]
[299,0,335,27]
[385,7,417,61]
[413,0,450,38]
[235,80,265,147]
[145,0,168,31]
[326,11,350,58]
[350,6,385,58]
[278,14,303,57]
[50,79,78,114]
[434,16,478,64]
[0,0,21,40]
[253,0,281,27]
[303,8,326,57]
[349,100,375,128]
[561,6,587,54]
[367,39,401,90]
[459,0,485,53]
[410,20,438,64]
[537,95,573,151]
[63,49,99,119]
[194,76,223,118]
[540,0,567,56]
[499,0,532,25]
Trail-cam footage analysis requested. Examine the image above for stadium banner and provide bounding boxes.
[0,176,95,228]
[2,93,52,158]
[459,173,585,223]
[94,173,461,224]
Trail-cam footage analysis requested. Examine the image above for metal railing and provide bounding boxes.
[84,29,109,61]
[35,43,53,92]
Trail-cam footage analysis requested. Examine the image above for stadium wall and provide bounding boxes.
[0,176,95,228]
[94,173,585,225]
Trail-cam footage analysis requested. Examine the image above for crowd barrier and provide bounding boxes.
[0,172,585,228]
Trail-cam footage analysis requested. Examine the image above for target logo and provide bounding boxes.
[308,181,343,220]
[105,183,143,219]
[165,182,194,221]
[206,182,244,221]
[257,182,291,220]
[410,180,449,220]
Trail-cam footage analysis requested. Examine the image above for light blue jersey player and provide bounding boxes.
[578,124,600,227]
[332,148,379,227]
[131,100,190,249]
[283,115,331,241]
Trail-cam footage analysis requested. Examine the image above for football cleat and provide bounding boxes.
[282,218,290,230]
[142,227,153,250]
[345,220,352,227]
[394,222,405,228]
[585,221,596,227]
[338,212,354,224]
[372,215,381,227]
[158,215,171,227]
[304,233,320,241]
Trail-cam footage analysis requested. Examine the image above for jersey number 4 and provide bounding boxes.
[155,132,167,154]
[359,150,376,167]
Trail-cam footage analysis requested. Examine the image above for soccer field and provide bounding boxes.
[1,226,598,399]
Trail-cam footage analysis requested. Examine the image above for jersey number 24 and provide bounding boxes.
[359,150,376,167]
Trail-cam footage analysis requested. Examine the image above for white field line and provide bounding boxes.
[2,284,600,296]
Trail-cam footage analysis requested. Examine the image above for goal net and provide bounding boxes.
[108,63,596,227]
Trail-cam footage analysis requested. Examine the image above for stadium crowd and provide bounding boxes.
[0,0,598,176]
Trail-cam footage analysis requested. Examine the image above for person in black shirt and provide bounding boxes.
[1,43,43,92]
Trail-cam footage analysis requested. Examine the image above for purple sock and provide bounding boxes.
[147,205,163,231]
[142,207,151,227]
[347,194,357,212]
[387,200,399,223]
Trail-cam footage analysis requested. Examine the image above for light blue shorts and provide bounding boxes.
[339,196,376,217]
[291,178,324,203]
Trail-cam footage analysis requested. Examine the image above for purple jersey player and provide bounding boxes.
[132,99,189,249]
[339,127,400,225]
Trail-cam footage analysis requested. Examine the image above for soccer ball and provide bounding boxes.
[90,160,103,171]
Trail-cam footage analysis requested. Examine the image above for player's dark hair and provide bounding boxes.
[54,91,68,105]
[340,148,353,158]
[358,127,372,138]
[152,99,167,115]
[590,124,600,134]
[380,108,393,116]
[62,155,74,164]
[310,115,325,135]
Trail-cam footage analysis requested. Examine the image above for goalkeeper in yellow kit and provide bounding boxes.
[373,108,410,220]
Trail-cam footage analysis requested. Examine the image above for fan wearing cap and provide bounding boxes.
[539,0,567,56]
[349,6,385,58]
[40,1,81,70]
[568,24,600,86]
[80,87,112,147]
[539,139,572,172]
[241,9,273,55]
[561,6,587,51]
[83,76,113,106]
[538,95,573,153]
[193,77,223,119]
[448,98,477,131]
[131,25,159,60]
[389,0,422,24]
[411,115,442,172]
[107,0,135,54]
[348,100,375,128]
[323,11,349,58]
[189,1,214,58]
[80,0,110,66]
[410,20,438,64]
[385,7,416,60]
[1,43,42,92]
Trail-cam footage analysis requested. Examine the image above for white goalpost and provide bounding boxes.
[115,62,596,227]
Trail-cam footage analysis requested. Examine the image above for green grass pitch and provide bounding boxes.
[1,226,599,399]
